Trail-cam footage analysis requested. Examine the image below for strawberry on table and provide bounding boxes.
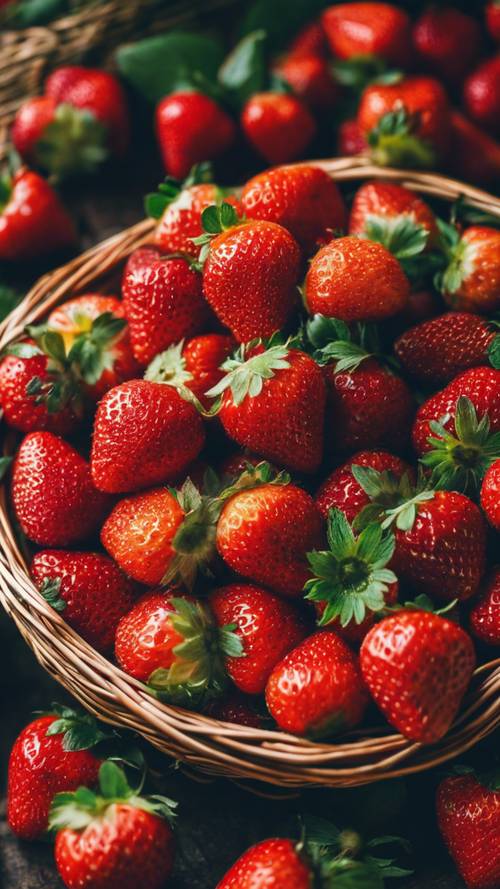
[315,450,411,523]
[0,168,76,261]
[240,92,316,165]
[481,459,500,531]
[322,2,411,66]
[470,567,500,647]
[155,91,236,179]
[439,226,500,314]
[412,7,482,86]
[144,333,235,410]
[217,838,312,889]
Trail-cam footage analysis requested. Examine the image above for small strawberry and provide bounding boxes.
[412,7,482,86]
[305,236,409,322]
[481,458,500,530]
[265,629,368,737]
[209,583,309,694]
[337,118,368,156]
[438,226,500,314]
[287,21,328,58]
[207,692,263,727]
[361,610,475,743]
[464,58,500,137]
[31,550,136,653]
[155,91,236,179]
[322,3,411,66]
[315,450,411,523]
[486,1,500,43]
[144,333,235,410]
[0,168,76,261]
[241,164,346,254]
[121,246,209,365]
[12,431,112,546]
[448,112,500,187]
[470,567,500,647]
[51,762,176,889]
[436,769,500,889]
[240,92,316,165]
[349,180,438,250]
[273,54,339,110]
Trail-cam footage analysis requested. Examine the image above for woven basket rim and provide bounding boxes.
[1,158,499,788]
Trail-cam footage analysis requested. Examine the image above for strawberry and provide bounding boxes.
[486,1,500,43]
[464,58,500,136]
[305,236,409,322]
[470,567,500,647]
[155,91,236,179]
[7,710,102,840]
[448,112,500,187]
[273,54,339,110]
[412,7,482,86]
[209,341,326,473]
[439,226,500,314]
[209,583,309,694]
[287,21,328,58]
[121,246,209,365]
[358,76,451,168]
[90,379,205,493]
[315,450,411,523]
[436,769,500,889]
[322,3,411,66]
[241,164,346,254]
[240,92,316,165]
[338,118,367,157]
[31,550,136,653]
[0,168,76,261]
[217,838,311,889]
[215,466,324,597]
[395,312,500,387]
[144,333,234,410]
[12,431,112,546]
[51,762,176,889]
[198,203,302,342]
[265,629,368,737]
[481,459,500,531]
[360,610,475,743]
[349,180,438,250]
[207,692,263,727]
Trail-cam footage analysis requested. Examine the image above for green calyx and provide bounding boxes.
[39,576,66,613]
[333,54,403,92]
[368,107,436,170]
[35,103,109,179]
[44,703,110,752]
[362,214,429,261]
[64,312,127,386]
[0,456,13,482]
[352,466,435,533]
[190,201,244,264]
[436,224,478,298]
[49,760,177,832]
[450,763,500,793]
[0,173,12,214]
[386,593,458,618]
[145,161,214,219]
[144,340,193,387]
[305,508,396,629]
[421,396,500,497]
[488,333,500,370]
[303,315,382,372]
[206,338,291,406]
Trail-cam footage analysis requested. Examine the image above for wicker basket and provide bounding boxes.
[1,159,499,789]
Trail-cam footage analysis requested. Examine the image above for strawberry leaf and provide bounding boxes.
[488,335,500,370]
[218,30,268,110]
[0,456,13,482]
[207,341,290,407]
[368,107,436,169]
[333,54,402,93]
[363,214,428,260]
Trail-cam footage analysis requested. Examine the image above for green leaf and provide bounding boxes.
[218,30,268,110]
[303,813,341,848]
[238,0,327,52]
[99,761,130,800]
[364,215,429,260]
[6,342,41,359]
[0,456,13,482]
[327,508,355,557]
[488,334,500,370]
[39,577,66,613]
[0,285,22,322]
[207,342,290,406]
[333,55,402,92]
[6,0,68,27]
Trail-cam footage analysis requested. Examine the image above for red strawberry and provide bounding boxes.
[439,226,500,314]
[337,118,368,156]
[90,379,205,493]
[395,312,500,387]
[207,692,263,727]
[464,58,500,136]
[216,469,324,597]
[274,54,339,110]
[240,92,316,165]
[31,550,136,652]
[305,236,409,321]
[486,1,500,43]
[121,246,209,365]
[265,629,368,737]
[315,450,411,523]
[210,342,326,473]
[144,333,234,410]
[241,164,346,254]
[470,567,500,647]
[51,762,175,889]
[217,838,311,889]
[7,712,101,840]
[155,92,236,179]
[412,7,482,86]
[288,21,328,58]
[12,432,111,546]
[448,112,500,187]
[481,459,500,530]
[361,611,475,743]
[0,168,76,261]
[349,180,438,249]
[322,3,411,66]
[209,583,308,694]
[436,770,500,889]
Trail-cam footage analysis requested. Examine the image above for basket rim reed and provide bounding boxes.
[1,158,499,789]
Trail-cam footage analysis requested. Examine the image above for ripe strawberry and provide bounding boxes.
[287,21,328,58]
[315,450,411,523]
[216,468,324,597]
[217,838,311,889]
[265,629,368,737]
[439,226,500,314]
[305,236,409,322]
[337,118,367,156]
[412,7,482,86]
[349,180,438,249]
[322,3,411,66]
[486,1,500,43]
[155,91,236,179]
[144,333,234,410]
[209,584,309,694]
[361,611,475,743]
[12,431,111,546]
[240,92,316,165]
[395,312,500,387]
[464,58,500,136]
[436,770,500,889]
[90,379,205,493]
[31,550,136,652]
[274,54,339,111]
[448,112,500,187]
[241,164,346,254]
[209,341,326,473]
[7,711,102,840]
[121,246,209,365]
[0,168,76,261]
[481,459,500,530]
[207,692,263,727]
[51,762,176,889]
[470,567,500,647]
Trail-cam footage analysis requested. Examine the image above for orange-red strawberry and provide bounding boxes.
[470,567,500,647]
[265,629,368,737]
[12,431,112,546]
[155,91,236,179]
[305,236,409,321]
[241,164,346,254]
[464,57,500,137]
[144,333,234,410]
[487,1,500,42]
[361,611,475,743]
[274,54,339,110]
[31,550,136,653]
[349,180,438,249]
[90,379,205,493]
[337,118,367,156]
[209,583,309,694]
[448,112,500,187]
[412,7,482,86]
[439,226,500,314]
[217,838,311,889]
[315,450,411,523]
[122,246,209,365]
[436,770,500,889]
[322,3,411,65]
[0,168,76,261]
[481,458,500,530]
[241,92,316,165]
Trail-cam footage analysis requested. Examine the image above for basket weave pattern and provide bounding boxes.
[1,160,499,788]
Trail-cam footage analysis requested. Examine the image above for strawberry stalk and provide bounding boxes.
[367,107,436,169]
[145,162,214,218]
[205,337,292,405]
[191,201,245,264]
[351,465,435,531]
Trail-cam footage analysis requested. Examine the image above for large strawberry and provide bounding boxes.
[155,91,236,179]
[217,837,311,889]
[349,180,438,250]
[481,458,500,531]
[0,168,76,261]
[31,550,136,653]
[241,164,346,254]
[12,431,112,546]
[144,333,234,410]
[273,54,339,111]
[361,610,475,743]
[470,567,500,647]
[315,450,411,523]
[438,226,500,314]
[240,92,316,165]
[464,58,500,136]
[412,7,481,86]
[322,3,411,66]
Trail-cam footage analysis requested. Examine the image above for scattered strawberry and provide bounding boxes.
[274,54,339,111]
[337,118,368,157]
[412,7,482,86]
[439,226,500,314]
[155,91,236,179]
[464,58,500,136]
[349,180,438,249]
[0,168,76,261]
[470,567,500,647]
[144,334,235,409]
[217,838,311,889]
[315,450,411,523]
[448,112,500,186]
[241,92,316,165]
[486,1,500,43]
[322,3,411,66]
[481,458,500,530]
